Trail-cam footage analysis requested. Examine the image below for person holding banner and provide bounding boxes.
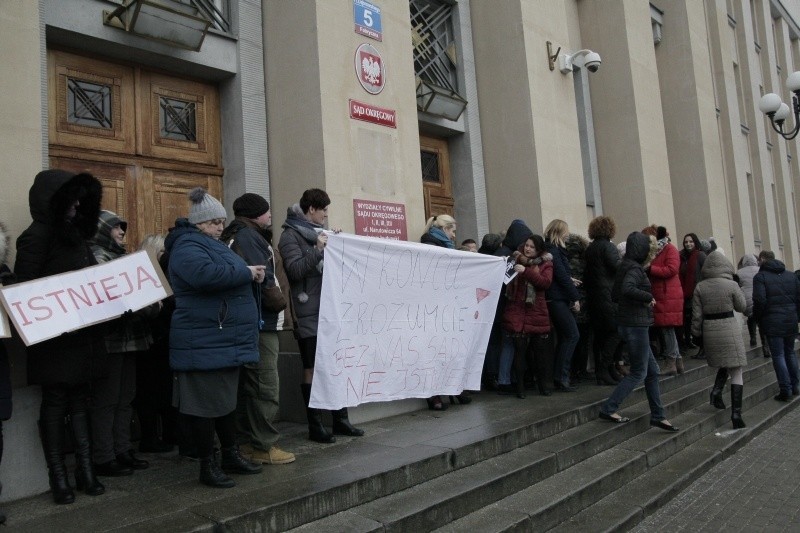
[89,211,155,477]
[165,188,264,488]
[14,169,107,504]
[502,235,554,398]
[279,188,364,442]
[420,214,473,409]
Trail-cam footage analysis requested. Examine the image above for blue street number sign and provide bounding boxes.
[354,0,382,42]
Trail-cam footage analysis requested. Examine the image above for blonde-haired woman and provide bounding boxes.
[421,214,457,248]
[139,234,165,261]
[420,214,471,409]
[544,219,582,392]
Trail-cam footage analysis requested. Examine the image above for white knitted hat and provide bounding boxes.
[188,187,226,224]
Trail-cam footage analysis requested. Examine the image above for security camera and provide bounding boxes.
[558,49,602,74]
[583,51,602,73]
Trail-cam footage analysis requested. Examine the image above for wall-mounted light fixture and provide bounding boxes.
[758,73,800,140]
[547,41,561,71]
[103,0,212,52]
[416,78,468,121]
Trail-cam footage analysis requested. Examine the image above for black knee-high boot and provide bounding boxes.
[40,395,75,505]
[300,384,335,443]
[332,408,364,436]
[512,336,528,399]
[70,397,105,496]
[709,368,728,409]
[731,384,746,429]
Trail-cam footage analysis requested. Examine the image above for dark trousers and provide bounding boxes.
[187,411,237,459]
[548,300,580,384]
[91,352,137,463]
[593,322,621,367]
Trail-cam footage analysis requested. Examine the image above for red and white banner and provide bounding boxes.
[0,251,171,346]
[310,233,505,409]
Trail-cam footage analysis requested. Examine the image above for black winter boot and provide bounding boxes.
[332,408,365,436]
[71,410,105,496]
[221,446,262,475]
[300,384,336,443]
[40,404,75,505]
[199,457,235,488]
[731,384,746,429]
[709,368,728,410]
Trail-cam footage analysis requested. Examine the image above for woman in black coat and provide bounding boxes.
[584,216,623,385]
[14,170,106,504]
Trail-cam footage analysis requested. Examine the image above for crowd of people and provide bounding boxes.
[0,169,798,508]
[435,214,799,433]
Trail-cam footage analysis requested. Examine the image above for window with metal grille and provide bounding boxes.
[67,78,113,129]
[160,97,197,141]
[421,150,441,183]
[410,0,459,92]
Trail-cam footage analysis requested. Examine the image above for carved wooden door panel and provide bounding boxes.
[47,49,222,249]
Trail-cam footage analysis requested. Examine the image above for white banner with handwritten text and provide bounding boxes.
[310,233,505,409]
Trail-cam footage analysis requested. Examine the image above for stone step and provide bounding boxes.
[550,395,800,532]
[288,354,775,532]
[431,370,788,533]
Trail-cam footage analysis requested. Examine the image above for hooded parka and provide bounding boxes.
[691,251,747,368]
[752,258,800,337]
[14,170,107,386]
[736,254,759,317]
[612,232,654,327]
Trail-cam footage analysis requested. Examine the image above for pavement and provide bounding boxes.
[632,401,800,533]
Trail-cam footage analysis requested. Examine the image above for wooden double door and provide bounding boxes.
[47,50,222,249]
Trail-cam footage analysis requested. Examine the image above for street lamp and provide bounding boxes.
[758,72,800,140]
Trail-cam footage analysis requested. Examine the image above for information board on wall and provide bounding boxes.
[353,199,407,240]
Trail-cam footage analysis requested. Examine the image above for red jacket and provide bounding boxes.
[648,243,683,327]
[502,255,553,334]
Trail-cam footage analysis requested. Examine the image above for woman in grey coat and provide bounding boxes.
[692,251,748,428]
[737,254,768,356]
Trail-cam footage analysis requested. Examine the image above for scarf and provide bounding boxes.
[428,226,455,248]
[282,204,325,273]
[506,252,551,305]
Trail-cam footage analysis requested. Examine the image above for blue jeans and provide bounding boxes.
[548,300,579,384]
[601,325,666,421]
[767,335,800,394]
[497,336,514,385]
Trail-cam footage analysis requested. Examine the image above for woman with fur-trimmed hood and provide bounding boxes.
[692,251,748,429]
[14,170,106,504]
